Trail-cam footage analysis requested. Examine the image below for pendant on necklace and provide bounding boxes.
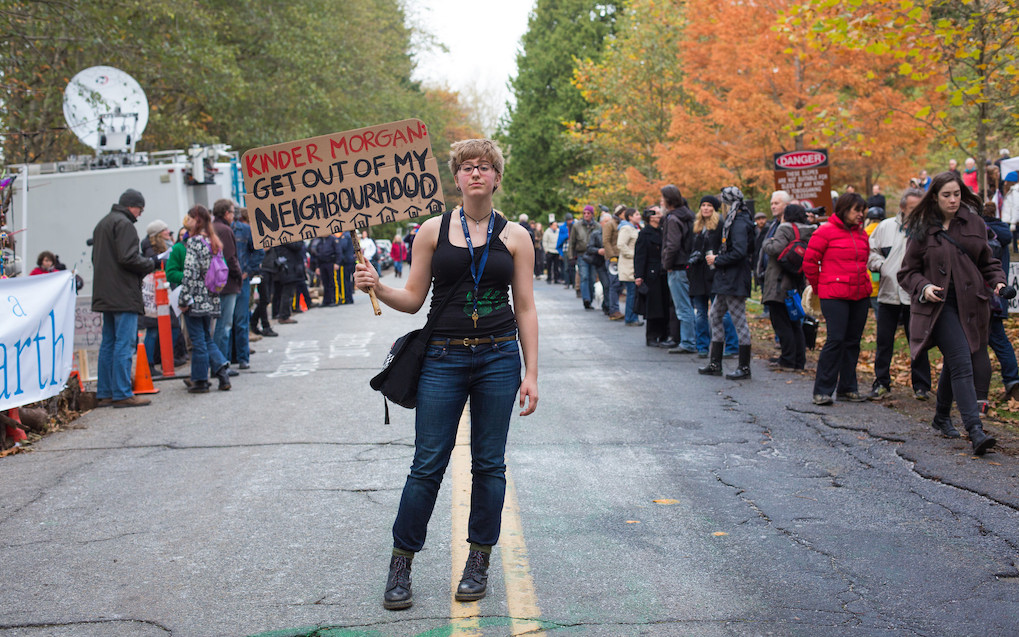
[472,310,479,328]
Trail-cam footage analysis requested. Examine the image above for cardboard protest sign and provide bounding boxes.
[242,118,446,248]
[773,149,833,218]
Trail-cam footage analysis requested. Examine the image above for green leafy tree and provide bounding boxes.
[568,0,686,206]
[499,0,618,220]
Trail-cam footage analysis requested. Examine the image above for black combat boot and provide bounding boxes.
[967,423,996,456]
[383,554,413,610]
[725,345,752,380]
[698,342,723,376]
[930,412,961,439]
[455,549,491,602]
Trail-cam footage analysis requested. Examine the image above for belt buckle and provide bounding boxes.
[463,337,472,347]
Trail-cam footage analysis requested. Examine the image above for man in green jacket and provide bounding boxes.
[91,188,155,408]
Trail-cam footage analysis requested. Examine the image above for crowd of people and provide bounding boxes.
[527,159,1019,456]
[85,188,416,405]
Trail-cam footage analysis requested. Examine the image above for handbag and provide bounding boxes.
[784,289,805,323]
[370,262,475,423]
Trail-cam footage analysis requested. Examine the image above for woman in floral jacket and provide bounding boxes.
[179,205,231,393]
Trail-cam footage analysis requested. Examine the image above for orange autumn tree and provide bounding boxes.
[657,0,940,202]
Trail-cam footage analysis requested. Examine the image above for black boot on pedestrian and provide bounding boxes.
[698,342,724,376]
[931,412,961,439]
[967,424,997,456]
[725,345,752,380]
[383,554,413,610]
[215,364,232,391]
[455,548,491,602]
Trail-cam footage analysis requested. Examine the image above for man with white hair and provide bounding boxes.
[755,190,791,279]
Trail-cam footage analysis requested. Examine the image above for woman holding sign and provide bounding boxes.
[355,138,538,610]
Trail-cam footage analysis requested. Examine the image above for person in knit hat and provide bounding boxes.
[90,188,155,408]
[689,195,739,358]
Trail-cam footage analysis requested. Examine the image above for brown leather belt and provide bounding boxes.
[429,335,517,347]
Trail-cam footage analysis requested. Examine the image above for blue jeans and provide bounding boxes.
[666,270,696,351]
[97,312,138,401]
[577,259,596,303]
[392,335,521,552]
[231,281,251,365]
[606,269,621,313]
[691,295,738,354]
[989,317,1019,386]
[186,313,227,382]
[623,281,639,323]
[214,293,238,360]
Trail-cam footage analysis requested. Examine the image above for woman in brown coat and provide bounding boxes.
[898,171,1008,455]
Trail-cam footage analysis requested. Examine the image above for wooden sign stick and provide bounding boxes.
[353,237,382,316]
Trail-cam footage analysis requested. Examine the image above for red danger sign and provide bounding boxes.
[774,150,827,170]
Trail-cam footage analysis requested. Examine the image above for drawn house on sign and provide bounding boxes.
[351,213,371,230]
[328,219,344,234]
[278,230,295,243]
[375,206,399,224]
[404,205,422,219]
[427,199,444,216]
[260,236,275,249]
[298,224,318,240]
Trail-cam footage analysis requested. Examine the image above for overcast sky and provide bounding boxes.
[406,1,534,132]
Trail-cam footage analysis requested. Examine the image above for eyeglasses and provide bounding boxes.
[458,163,494,175]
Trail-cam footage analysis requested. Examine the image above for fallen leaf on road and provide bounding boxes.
[988,461,1002,466]
[653,499,679,505]
[712,532,728,536]
[626,520,640,524]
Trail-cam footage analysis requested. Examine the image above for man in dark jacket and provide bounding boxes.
[91,188,155,408]
[314,233,342,306]
[568,206,599,309]
[659,184,697,353]
[232,208,260,368]
[211,199,243,375]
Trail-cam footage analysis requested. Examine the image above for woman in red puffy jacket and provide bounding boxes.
[802,193,873,405]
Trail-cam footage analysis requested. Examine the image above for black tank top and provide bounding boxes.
[428,209,517,338]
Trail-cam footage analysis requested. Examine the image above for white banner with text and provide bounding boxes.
[1,271,76,411]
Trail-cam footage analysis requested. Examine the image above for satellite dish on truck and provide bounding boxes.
[63,66,148,154]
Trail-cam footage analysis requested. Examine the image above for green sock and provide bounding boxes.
[392,547,414,559]
[469,543,492,554]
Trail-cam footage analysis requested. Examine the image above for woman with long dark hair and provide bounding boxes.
[355,138,538,610]
[178,205,232,393]
[803,193,872,404]
[899,172,1007,454]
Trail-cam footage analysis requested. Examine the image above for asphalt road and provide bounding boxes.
[1,277,1018,637]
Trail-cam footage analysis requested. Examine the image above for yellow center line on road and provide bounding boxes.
[451,406,481,636]
[450,405,545,636]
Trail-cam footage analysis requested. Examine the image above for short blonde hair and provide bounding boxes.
[448,138,505,176]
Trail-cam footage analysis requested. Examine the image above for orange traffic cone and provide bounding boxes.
[6,408,27,442]
[299,294,308,312]
[132,343,160,395]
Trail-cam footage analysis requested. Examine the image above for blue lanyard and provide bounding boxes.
[459,207,495,327]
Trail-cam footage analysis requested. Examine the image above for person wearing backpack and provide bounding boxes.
[178,205,232,393]
[762,204,815,370]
